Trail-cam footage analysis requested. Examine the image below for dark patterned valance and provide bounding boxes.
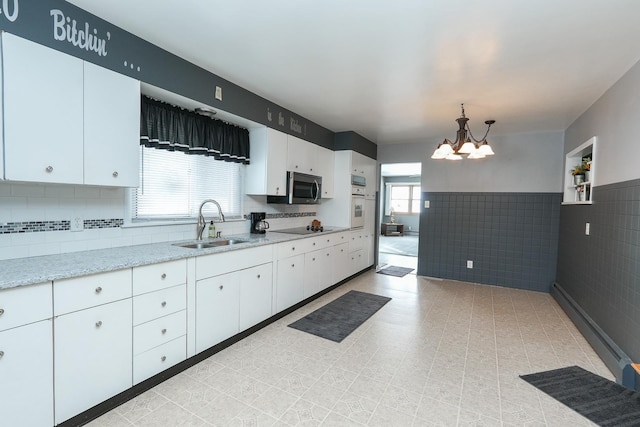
[140,96,250,164]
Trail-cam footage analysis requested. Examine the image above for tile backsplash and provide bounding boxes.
[0,182,319,260]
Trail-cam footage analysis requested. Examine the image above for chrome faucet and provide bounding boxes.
[196,199,225,240]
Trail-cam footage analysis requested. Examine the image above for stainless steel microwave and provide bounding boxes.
[267,171,322,204]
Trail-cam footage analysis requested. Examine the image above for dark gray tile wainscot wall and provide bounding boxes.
[556,179,640,362]
[418,192,562,292]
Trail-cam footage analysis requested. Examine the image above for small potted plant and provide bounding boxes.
[570,163,586,185]
[583,156,592,182]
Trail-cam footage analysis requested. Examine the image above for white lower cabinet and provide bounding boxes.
[304,247,333,298]
[195,272,240,353]
[0,320,54,427]
[239,263,273,331]
[276,254,305,312]
[333,242,351,284]
[54,299,133,424]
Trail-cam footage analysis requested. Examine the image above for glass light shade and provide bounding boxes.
[438,140,454,155]
[467,149,485,159]
[477,141,495,155]
[445,153,463,160]
[431,148,446,159]
[458,140,476,154]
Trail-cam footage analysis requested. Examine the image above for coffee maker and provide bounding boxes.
[250,212,269,234]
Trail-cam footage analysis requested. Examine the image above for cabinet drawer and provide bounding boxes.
[349,231,365,252]
[54,269,132,315]
[306,234,333,251]
[133,284,186,326]
[133,310,186,355]
[276,239,313,259]
[133,259,187,296]
[196,245,272,280]
[0,282,52,332]
[133,336,186,385]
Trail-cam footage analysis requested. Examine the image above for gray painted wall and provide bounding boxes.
[558,59,640,362]
[378,131,565,193]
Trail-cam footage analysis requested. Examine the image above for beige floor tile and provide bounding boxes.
[88,271,613,427]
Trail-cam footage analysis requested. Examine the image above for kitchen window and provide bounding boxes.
[129,146,243,222]
[388,184,421,215]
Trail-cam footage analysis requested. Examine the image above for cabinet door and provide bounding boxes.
[333,242,351,284]
[303,250,322,299]
[0,320,54,427]
[276,254,305,312]
[287,135,315,173]
[316,146,335,199]
[84,62,141,187]
[54,299,133,424]
[239,263,273,331]
[3,33,84,184]
[195,273,240,353]
[264,129,288,195]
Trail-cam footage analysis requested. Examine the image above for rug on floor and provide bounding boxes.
[520,365,640,426]
[377,265,414,277]
[288,290,391,343]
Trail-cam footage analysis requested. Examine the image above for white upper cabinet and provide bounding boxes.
[84,61,140,187]
[316,145,334,199]
[1,33,140,187]
[2,32,84,184]
[245,127,288,195]
[287,135,316,174]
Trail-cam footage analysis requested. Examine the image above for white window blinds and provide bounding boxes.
[131,146,243,220]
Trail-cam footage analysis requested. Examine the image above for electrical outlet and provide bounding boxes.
[70,216,84,232]
[424,200,430,209]
[215,86,223,101]
[585,222,590,235]
[467,260,473,269]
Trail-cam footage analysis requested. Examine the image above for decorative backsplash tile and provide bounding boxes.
[243,212,316,220]
[0,218,124,234]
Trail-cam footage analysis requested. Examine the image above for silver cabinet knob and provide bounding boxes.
[326,253,330,256]
[291,264,295,268]
[112,171,118,177]
[257,274,261,279]
[161,356,167,362]
[0,308,4,316]
[0,350,4,358]
[161,301,167,307]
[95,287,102,294]
[45,165,53,173]
[219,285,224,290]
[161,273,167,279]
[313,242,316,246]
[291,247,295,251]
[161,328,167,334]
[95,321,103,328]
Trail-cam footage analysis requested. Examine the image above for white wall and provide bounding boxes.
[378,131,565,193]
[565,59,640,185]
[0,181,316,260]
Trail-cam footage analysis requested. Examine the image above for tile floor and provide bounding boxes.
[88,271,612,426]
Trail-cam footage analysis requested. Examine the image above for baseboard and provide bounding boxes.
[551,282,637,390]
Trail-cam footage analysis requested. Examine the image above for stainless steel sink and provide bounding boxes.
[174,239,247,249]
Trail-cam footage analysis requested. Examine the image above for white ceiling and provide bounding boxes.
[67,0,640,146]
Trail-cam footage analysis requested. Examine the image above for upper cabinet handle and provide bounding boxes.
[0,308,4,316]
[161,273,167,279]
[95,287,103,294]
[45,166,53,173]
[112,171,119,177]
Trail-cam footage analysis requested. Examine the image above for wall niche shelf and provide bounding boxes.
[562,136,596,205]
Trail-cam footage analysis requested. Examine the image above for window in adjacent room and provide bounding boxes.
[129,146,243,222]
[389,184,421,214]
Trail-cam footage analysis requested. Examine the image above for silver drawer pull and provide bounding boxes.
[46,165,53,173]
[291,264,295,268]
[95,287,102,294]
[313,242,316,246]
[219,285,224,290]
[257,274,261,279]
[161,273,167,279]
[0,308,4,316]
[0,350,4,358]
[312,258,315,261]
[326,253,330,256]
[161,356,167,362]
[112,171,119,177]
[95,321,103,328]
[161,328,167,334]
[161,301,167,307]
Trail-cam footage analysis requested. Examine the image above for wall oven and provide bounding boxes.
[267,171,322,204]
[351,175,366,228]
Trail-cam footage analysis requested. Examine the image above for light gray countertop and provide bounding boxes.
[0,228,350,290]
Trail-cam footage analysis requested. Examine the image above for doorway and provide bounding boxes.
[377,162,421,271]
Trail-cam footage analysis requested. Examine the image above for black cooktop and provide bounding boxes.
[272,225,330,235]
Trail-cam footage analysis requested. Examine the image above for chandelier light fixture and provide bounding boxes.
[431,104,496,160]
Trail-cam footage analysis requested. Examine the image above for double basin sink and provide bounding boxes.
[173,238,248,250]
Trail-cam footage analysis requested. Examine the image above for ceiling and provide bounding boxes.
[66,0,640,146]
